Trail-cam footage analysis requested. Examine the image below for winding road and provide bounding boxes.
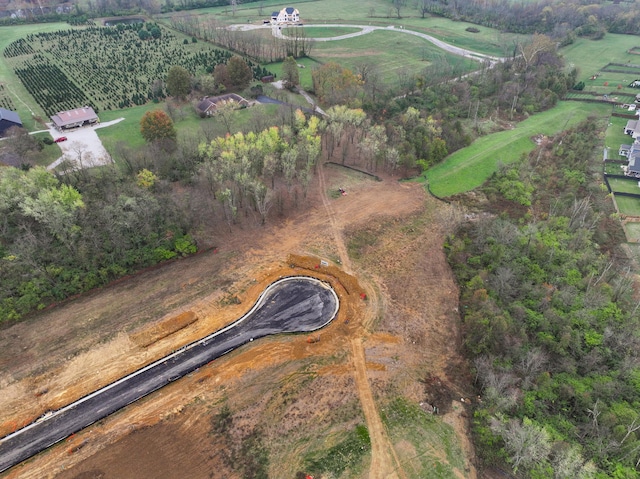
[228,23,504,64]
[0,276,339,473]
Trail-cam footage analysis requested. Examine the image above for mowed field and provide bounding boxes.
[309,29,479,85]
[159,0,527,57]
[425,102,612,197]
[562,33,640,95]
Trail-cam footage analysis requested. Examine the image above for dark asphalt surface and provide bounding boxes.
[0,276,339,473]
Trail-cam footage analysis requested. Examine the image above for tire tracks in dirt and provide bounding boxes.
[317,163,406,479]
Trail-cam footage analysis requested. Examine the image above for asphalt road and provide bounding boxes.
[0,276,339,473]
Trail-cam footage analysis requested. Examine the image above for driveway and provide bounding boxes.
[229,23,505,64]
[46,118,124,171]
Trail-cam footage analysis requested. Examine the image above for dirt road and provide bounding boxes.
[317,163,406,479]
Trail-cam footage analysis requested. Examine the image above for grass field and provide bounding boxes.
[608,176,640,194]
[310,29,479,85]
[605,114,632,151]
[284,26,362,38]
[160,0,526,57]
[624,221,640,241]
[382,398,466,478]
[615,195,640,216]
[562,34,640,96]
[425,102,612,197]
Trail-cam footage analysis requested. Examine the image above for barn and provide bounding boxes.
[50,106,99,131]
[0,108,22,136]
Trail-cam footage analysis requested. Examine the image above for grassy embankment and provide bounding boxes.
[425,102,612,197]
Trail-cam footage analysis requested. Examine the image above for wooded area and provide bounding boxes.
[448,117,640,478]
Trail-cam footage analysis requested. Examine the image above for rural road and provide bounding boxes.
[229,23,504,64]
[0,276,339,473]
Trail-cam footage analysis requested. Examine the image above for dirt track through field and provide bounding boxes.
[317,163,406,479]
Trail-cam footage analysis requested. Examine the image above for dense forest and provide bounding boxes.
[446,116,640,477]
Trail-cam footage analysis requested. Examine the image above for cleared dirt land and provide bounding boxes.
[0,163,476,479]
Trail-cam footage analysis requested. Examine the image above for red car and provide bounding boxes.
[54,136,67,143]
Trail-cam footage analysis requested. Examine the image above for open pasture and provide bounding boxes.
[311,29,479,85]
[166,0,526,57]
[426,102,612,197]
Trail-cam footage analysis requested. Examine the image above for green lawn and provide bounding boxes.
[158,0,526,58]
[425,102,612,197]
[606,161,627,175]
[97,101,282,153]
[606,114,632,151]
[264,56,322,90]
[615,195,640,216]
[608,177,640,194]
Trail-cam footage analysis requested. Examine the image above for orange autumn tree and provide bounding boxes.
[140,110,177,143]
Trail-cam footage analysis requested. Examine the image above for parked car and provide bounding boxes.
[54,136,67,143]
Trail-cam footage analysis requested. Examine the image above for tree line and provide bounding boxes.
[418,0,639,40]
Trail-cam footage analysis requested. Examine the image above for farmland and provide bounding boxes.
[1,23,269,117]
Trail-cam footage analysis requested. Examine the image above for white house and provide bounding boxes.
[271,7,300,24]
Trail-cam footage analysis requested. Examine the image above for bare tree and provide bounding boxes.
[418,0,429,18]
[229,0,240,16]
[392,0,406,19]
[490,416,551,472]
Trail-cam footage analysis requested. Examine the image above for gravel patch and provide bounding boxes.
[47,118,124,171]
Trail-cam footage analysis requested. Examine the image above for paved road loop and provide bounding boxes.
[0,276,339,473]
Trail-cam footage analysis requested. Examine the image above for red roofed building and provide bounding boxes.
[51,106,99,131]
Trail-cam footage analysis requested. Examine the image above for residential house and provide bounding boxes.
[271,7,300,24]
[620,140,640,176]
[0,108,22,136]
[196,94,249,116]
[51,106,99,131]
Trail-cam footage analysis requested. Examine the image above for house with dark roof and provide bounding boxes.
[51,106,99,131]
[272,7,300,24]
[624,118,640,139]
[0,108,22,136]
[196,94,249,116]
[619,139,640,176]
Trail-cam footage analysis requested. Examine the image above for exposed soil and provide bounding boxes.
[0,163,476,479]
